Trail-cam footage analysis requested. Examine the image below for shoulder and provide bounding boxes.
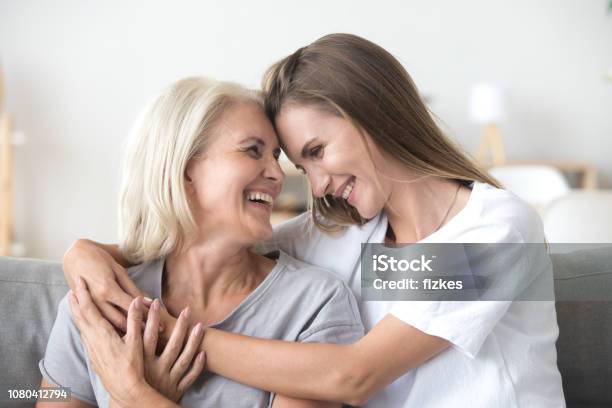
[273,251,364,341]
[260,211,386,264]
[276,250,354,296]
[123,259,164,297]
[468,182,545,243]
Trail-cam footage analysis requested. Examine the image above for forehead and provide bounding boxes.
[275,104,344,156]
[210,102,278,147]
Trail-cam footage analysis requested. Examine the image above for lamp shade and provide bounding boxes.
[468,83,505,124]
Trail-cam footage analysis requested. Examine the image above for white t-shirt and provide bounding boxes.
[262,182,565,407]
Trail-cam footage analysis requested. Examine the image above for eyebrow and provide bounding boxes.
[240,136,266,146]
[300,138,318,159]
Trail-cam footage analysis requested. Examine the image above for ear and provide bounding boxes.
[184,161,195,193]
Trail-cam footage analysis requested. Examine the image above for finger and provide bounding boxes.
[126,297,144,350]
[75,277,116,333]
[114,264,146,299]
[97,301,128,332]
[177,351,206,394]
[160,307,190,368]
[105,278,138,313]
[68,289,88,329]
[104,276,153,329]
[170,323,204,381]
[143,299,161,358]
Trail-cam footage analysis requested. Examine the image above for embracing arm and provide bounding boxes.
[65,240,448,405]
[195,316,449,406]
[63,239,143,330]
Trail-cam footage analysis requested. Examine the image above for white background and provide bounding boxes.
[1,0,611,260]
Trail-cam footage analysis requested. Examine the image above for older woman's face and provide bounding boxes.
[186,102,284,244]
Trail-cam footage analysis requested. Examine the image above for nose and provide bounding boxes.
[308,169,331,198]
[263,156,285,187]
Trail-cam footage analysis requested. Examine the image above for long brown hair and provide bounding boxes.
[263,33,500,231]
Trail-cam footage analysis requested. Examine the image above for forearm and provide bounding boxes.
[201,329,362,404]
[112,384,179,408]
[71,239,132,268]
[131,387,179,408]
[193,316,449,406]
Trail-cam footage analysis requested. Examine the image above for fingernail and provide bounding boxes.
[143,297,153,304]
[193,323,202,336]
[158,324,164,333]
[183,307,191,320]
[134,297,141,310]
[76,276,83,286]
[152,299,159,311]
[198,351,205,362]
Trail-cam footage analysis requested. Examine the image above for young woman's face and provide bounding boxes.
[186,102,284,243]
[275,104,391,219]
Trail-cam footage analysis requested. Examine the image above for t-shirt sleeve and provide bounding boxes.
[38,295,97,405]
[297,278,364,344]
[390,221,544,359]
[389,300,511,359]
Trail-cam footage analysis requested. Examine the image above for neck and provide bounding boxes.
[164,233,266,311]
[384,176,464,243]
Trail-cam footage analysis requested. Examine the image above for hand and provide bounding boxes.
[63,239,148,331]
[69,277,152,407]
[143,300,206,401]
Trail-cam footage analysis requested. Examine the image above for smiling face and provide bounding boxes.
[186,102,284,244]
[275,104,392,220]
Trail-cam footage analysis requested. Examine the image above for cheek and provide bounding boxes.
[191,162,245,210]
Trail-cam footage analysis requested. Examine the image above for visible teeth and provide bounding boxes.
[342,180,355,200]
[246,191,274,205]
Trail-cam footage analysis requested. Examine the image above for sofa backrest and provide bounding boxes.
[551,247,612,407]
[0,257,66,408]
[0,248,611,407]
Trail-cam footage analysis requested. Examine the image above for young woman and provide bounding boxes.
[61,34,565,407]
[37,77,362,408]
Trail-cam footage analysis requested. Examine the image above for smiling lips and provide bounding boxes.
[246,191,274,206]
[334,176,356,201]
[342,178,355,200]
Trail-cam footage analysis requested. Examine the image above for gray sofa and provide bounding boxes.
[1,248,611,407]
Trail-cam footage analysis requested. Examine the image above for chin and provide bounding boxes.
[354,201,384,220]
[250,223,274,241]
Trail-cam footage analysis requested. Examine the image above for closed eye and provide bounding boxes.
[244,145,262,157]
[308,145,323,159]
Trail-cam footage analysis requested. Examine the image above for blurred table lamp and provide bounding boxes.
[470,83,507,165]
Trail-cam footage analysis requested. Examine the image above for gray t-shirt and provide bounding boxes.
[39,250,363,407]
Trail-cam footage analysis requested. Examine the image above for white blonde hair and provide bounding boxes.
[119,76,263,264]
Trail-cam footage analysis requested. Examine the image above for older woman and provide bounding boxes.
[36,77,363,408]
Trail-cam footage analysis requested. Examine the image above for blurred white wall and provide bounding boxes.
[1,0,611,260]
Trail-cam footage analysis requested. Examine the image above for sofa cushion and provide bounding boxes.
[552,247,612,407]
[0,257,65,408]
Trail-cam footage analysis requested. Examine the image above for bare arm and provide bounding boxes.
[36,378,95,408]
[66,240,448,405]
[160,314,449,406]
[63,239,143,330]
[272,395,339,408]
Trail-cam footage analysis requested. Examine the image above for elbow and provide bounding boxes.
[330,348,377,406]
[63,238,91,263]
